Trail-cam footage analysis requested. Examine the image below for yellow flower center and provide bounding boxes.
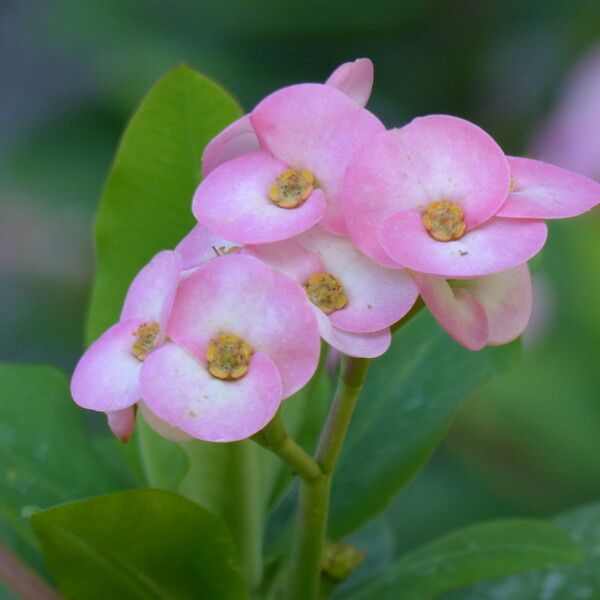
[206,334,253,381]
[131,322,160,361]
[269,168,314,209]
[304,273,348,315]
[422,200,466,242]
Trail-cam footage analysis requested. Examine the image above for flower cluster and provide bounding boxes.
[71,59,600,443]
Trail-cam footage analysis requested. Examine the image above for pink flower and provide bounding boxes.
[343,115,549,278]
[193,66,384,243]
[412,265,533,351]
[139,253,321,442]
[175,223,239,274]
[243,227,418,358]
[71,250,183,441]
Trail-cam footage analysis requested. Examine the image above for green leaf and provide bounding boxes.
[0,364,131,550]
[31,489,249,600]
[448,502,600,599]
[329,310,517,538]
[86,63,241,343]
[346,519,582,600]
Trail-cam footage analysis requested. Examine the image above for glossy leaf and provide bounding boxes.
[449,502,600,599]
[31,489,249,600]
[346,519,581,600]
[0,363,131,550]
[86,63,241,342]
[329,311,517,538]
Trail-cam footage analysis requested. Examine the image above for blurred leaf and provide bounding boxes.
[346,519,581,600]
[31,489,249,600]
[0,364,131,551]
[329,311,517,538]
[86,63,241,343]
[447,502,600,599]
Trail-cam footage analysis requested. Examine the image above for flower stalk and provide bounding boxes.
[287,355,370,600]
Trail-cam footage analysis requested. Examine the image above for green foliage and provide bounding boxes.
[31,489,249,600]
[328,311,517,538]
[448,502,600,599]
[86,63,241,343]
[345,519,582,599]
[0,364,132,551]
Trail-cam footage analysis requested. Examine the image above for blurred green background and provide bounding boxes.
[1,0,599,560]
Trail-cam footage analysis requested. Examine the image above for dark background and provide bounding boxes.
[1,0,600,554]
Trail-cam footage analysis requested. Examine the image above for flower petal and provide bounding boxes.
[107,407,136,443]
[325,58,374,107]
[241,238,325,284]
[297,227,419,333]
[497,156,600,219]
[71,319,145,411]
[464,263,533,345]
[138,400,192,442]
[140,343,282,443]
[201,115,259,177]
[343,116,510,265]
[120,250,181,333]
[193,151,326,244]
[175,224,238,271]
[250,83,384,234]
[168,253,320,398]
[314,309,391,358]
[379,210,547,278]
[412,273,489,350]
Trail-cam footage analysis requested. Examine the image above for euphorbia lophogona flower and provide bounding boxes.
[140,253,321,442]
[71,250,183,441]
[193,63,384,243]
[243,227,418,358]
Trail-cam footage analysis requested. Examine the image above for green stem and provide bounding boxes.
[254,413,323,482]
[287,356,370,600]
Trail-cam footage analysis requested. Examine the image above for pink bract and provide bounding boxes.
[243,227,416,357]
[140,253,320,442]
[193,151,327,244]
[498,156,600,219]
[71,251,181,413]
[413,263,533,350]
[201,58,375,178]
[343,115,553,278]
[175,223,239,271]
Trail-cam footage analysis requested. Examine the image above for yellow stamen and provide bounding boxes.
[509,177,517,193]
[422,200,466,242]
[207,333,253,381]
[304,273,348,315]
[131,322,160,361]
[269,168,314,209]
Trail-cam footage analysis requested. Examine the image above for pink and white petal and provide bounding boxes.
[140,343,282,443]
[241,239,325,285]
[250,83,385,234]
[71,319,145,412]
[325,58,374,107]
[168,254,320,398]
[201,115,259,177]
[343,116,510,262]
[413,273,489,351]
[120,250,181,335]
[498,156,600,219]
[107,407,136,443]
[175,224,239,271]
[138,400,192,442]
[464,263,533,345]
[297,227,419,332]
[193,151,326,244]
[379,210,548,278]
[314,309,391,358]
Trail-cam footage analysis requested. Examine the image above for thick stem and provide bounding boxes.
[0,541,62,600]
[287,356,370,600]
